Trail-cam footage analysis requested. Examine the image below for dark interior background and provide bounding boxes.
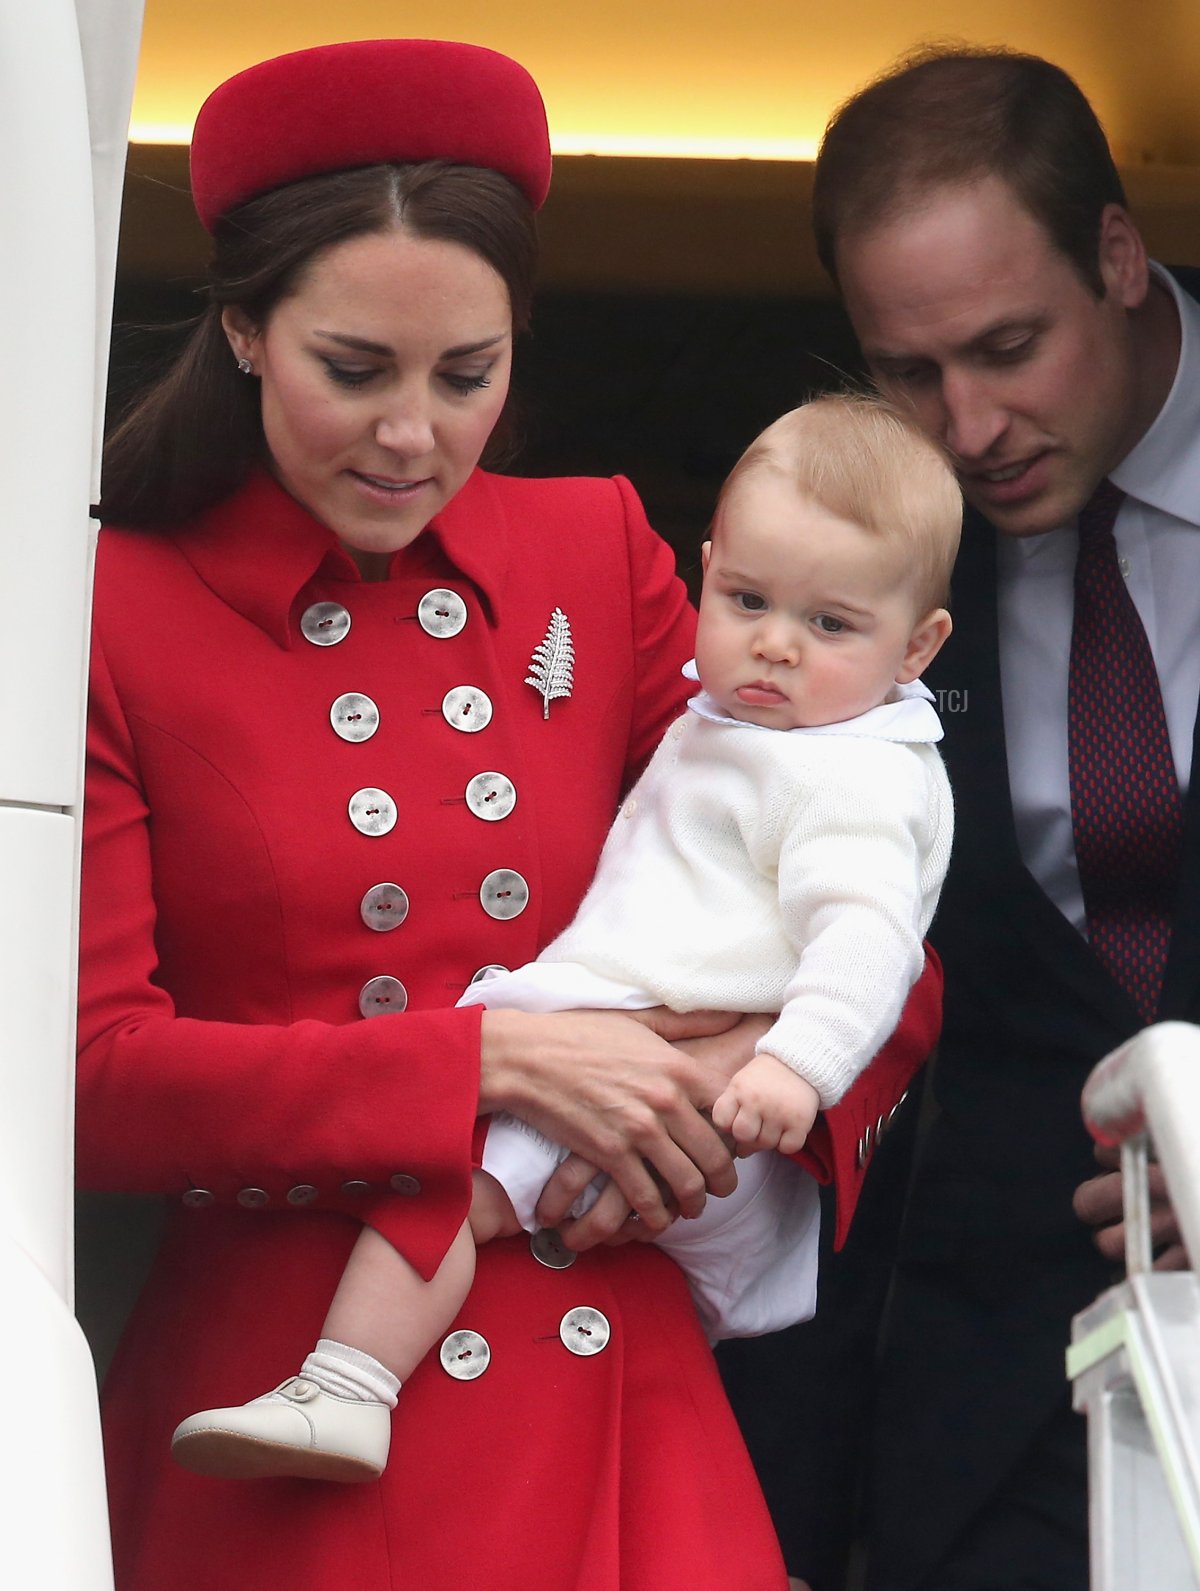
[109,148,874,602]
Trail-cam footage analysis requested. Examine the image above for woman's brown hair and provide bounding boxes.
[100,161,537,526]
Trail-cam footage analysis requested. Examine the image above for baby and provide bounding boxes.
[172,393,961,1482]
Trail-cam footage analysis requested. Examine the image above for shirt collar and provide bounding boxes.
[681,662,944,744]
[171,468,510,649]
[1110,264,1200,528]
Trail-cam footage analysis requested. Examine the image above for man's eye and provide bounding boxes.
[733,592,767,612]
[986,338,1034,365]
[876,360,932,389]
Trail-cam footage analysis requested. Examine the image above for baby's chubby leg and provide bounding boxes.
[171,1174,520,1483]
[321,1170,521,1375]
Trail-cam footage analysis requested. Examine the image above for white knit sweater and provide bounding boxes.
[542,681,954,1107]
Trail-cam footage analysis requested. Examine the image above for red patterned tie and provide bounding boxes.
[1068,479,1184,1022]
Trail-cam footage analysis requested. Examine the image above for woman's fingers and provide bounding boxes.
[559,1178,663,1247]
[534,1152,600,1228]
[479,1006,737,1230]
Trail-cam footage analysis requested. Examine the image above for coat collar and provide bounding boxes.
[171,468,511,648]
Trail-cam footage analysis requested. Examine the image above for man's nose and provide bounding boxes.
[940,370,1008,461]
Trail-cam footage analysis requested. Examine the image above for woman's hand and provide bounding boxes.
[543,1012,777,1246]
[479,1006,746,1244]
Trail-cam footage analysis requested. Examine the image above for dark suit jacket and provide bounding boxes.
[864,487,1200,1588]
[718,267,1200,1591]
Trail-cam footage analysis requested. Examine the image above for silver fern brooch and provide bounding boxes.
[525,607,575,719]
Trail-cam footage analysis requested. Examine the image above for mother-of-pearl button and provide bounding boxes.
[300,601,351,646]
[469,963,509,985]
[441,685,493,733]
[559,1306,611,1355]
[439,1329,491,1381]
[465,772,516,821]
[359,975,408,1018]
[417,588,468,638]
[360,883,409,931]
[348,788,397,837]
[330,692,380,743]
[531,1229,577,1270]
[479,869,529,920]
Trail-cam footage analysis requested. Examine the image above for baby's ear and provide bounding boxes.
[701,540,712,573]
[896,607,953,683]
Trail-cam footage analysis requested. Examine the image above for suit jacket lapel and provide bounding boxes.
[930,512,1142,1031]
[1161,668,1200,1015]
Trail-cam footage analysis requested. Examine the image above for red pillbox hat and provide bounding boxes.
[190,38,552,232]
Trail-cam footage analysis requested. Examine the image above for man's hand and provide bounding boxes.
[1073,1142,1189,1270]
[711,1052,821,1155]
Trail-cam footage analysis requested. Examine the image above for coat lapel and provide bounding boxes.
[929,512,1146,1032]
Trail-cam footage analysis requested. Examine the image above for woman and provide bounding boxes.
[77,38,939,1590]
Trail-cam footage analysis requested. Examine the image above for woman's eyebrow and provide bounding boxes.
[313,330,510,358]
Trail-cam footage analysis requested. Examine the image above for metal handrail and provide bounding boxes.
[1081,1021,1200,1274]
[1072,1021,1200,1590]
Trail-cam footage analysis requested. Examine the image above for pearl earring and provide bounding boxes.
[237,357,254,375]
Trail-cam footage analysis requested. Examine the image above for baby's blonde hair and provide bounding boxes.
[716,393,962,612]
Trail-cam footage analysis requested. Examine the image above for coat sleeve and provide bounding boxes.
[76,628,478,1280]
[793,947,942,1251]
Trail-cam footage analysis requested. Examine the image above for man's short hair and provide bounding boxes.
[812,45,1126,294]
[717,393,963,612]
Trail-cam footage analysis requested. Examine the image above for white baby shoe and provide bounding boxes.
[171,1377,390,1483]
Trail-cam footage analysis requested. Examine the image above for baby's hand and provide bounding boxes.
[711,1053,820,1155]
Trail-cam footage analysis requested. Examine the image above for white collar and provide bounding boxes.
[680,662,943,745]
[1109,264,1200,529]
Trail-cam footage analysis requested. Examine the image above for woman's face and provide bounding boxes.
[224,227,513,575]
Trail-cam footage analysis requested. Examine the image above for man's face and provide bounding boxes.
[837,176,1149,537]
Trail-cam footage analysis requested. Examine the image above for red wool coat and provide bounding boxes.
[77,469,939,1591]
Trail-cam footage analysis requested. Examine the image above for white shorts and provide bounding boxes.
[457,962,820,1341]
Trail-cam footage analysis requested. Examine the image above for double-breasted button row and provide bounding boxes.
[438,1307,611,1381]
[855,1089,910,1170]
[303,588,532,1005]
[301,589,468,648]
[181,1173,423,1208]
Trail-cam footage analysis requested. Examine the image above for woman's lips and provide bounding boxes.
[349,470,432,501]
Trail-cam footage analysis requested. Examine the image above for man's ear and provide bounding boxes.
[896,607,953,683]
[1097,203,1150,311]
[221,306,261,366]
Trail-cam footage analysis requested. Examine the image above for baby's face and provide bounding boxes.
[695,474,938,730]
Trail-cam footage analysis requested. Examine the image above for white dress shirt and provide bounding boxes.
[997,264,1200,933]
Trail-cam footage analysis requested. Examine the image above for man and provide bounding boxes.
[796,45,1200,1591]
